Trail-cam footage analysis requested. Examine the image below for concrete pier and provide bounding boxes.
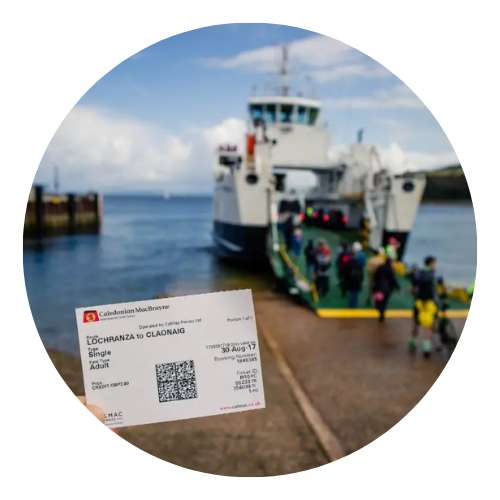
[48,290,462,476]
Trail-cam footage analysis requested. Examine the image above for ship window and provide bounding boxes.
[280,104,294,123]
[264,104,276,123]
[308,107,319,125]
[297,106,307,124]
[249,104,263,124]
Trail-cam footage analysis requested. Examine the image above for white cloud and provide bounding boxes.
[36,106,249,193]
[384,144,459,172]
[372,142,458,172]
[172,118,247,192]
[201,117,246,152]
[309,63,389,83]
[38,106,192,191]
[203,34,391,85]
[205,35,353,72]
[329,84,424,110]
[36,105,455,194]
[329,141,457,172]
[278,35,355,68]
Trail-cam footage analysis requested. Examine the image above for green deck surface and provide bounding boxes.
[270,226,470,313]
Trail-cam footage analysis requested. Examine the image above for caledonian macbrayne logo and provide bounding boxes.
[83,310,100,323]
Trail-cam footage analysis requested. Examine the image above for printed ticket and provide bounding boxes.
[75,289,265,428]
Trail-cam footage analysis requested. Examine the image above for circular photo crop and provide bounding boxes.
[24,23,476,476]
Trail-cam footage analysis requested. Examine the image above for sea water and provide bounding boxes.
[23,195,476,353]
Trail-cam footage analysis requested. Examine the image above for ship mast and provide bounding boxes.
[279,45,290,96]
[53,164,60,193]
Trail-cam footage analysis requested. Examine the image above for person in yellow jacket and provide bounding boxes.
[410,256,438,357]
[414,299,438,329]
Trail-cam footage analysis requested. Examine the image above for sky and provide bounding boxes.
[36,23,459,194]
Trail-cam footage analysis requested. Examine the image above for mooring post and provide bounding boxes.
[67,193,76,234]
[34,184,44,238]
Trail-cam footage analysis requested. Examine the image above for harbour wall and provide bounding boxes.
[24,185,102,238]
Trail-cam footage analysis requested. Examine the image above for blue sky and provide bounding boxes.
[36,23,458,193]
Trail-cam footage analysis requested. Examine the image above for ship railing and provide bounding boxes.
[277,245,319,303]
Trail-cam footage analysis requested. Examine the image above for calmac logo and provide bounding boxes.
[83,310,100,323]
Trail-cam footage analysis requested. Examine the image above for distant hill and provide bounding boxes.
[420,164,471,201]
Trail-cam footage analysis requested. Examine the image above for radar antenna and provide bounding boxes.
[357,128,364,144]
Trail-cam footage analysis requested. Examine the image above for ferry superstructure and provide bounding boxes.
[212,47,425,263]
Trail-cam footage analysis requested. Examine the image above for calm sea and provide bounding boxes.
[23,196,476,354]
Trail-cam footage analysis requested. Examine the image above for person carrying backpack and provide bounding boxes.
[336,242,352,297]
[410,255,438,357]
[304,239,317,279]
[372,257,400,322]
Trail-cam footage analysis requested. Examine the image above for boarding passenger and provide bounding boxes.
[352,241,366,268]
[287,189,302,216]
[366,247,386,305]
[283,213,294,251]
[345,242,366,308]
[467,281,475,299]
[372,257,400,322]
[435,302,459,356]
[410,255,438,357]
[279,192,301,251]
[367,248,385,280]
[304,239,316,279]
[436,276,448,307]
[291,225,303,258]
[385,236,400,261]
[315,239,332,297]
[336,242,352,297]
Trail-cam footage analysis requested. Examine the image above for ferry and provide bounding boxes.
[213,46,425,264]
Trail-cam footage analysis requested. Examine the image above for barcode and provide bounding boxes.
[155,360,198,403]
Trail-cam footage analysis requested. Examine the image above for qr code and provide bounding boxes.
[155,360,198,403]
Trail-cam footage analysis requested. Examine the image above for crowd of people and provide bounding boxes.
[300,237,401,314]
[281,215,400,310]
[280,213,461,358]
[278,199,465,358]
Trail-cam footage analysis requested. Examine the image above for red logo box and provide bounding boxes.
[83,310,100,323]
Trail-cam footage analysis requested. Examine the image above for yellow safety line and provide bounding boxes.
[310,282,319,303]
[316,308,469,319]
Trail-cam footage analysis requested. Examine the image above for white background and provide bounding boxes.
[1,0,498,498]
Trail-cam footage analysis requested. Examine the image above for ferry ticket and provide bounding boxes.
[75,289,265,428]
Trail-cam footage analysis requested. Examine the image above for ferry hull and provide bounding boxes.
[213,221,269,263]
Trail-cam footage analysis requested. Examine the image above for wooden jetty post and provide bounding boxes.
[34,185,45,238]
